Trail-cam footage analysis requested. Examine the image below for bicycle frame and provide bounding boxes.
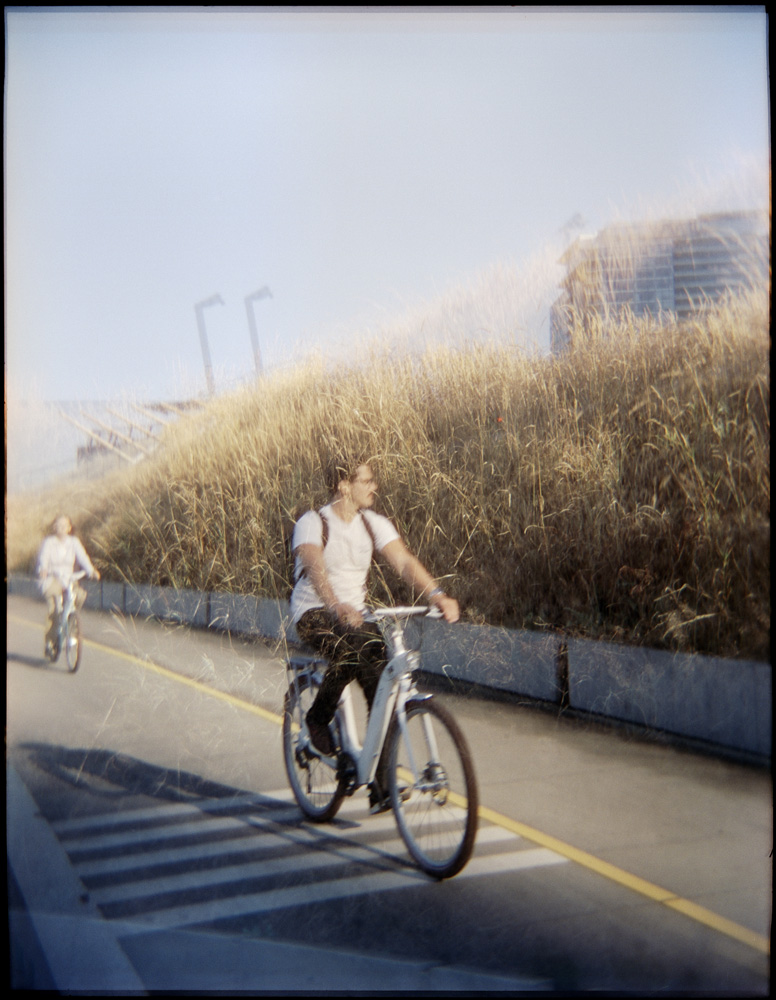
[59,581,76,622]
[283,604,478,878]
[55,571,87,621]
[290,607,435,789]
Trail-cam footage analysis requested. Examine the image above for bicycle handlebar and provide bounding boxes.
[364,605,442,622]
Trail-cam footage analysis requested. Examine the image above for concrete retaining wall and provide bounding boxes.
[9,575,770,762]
[567,637,771,760]
[411,616,564,704]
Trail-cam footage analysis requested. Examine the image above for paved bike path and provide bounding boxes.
[8,597,770,992]
[7,601,549,991]
[8,763,548,992]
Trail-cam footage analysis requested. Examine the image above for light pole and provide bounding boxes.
[194,294,224,396]
[244,286,272,377]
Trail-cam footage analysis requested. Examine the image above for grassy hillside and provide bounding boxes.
[7,291,770,662]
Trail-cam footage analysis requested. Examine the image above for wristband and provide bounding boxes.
[428,587,445,600]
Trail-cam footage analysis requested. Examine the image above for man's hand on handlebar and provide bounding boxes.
[433,594,460,624]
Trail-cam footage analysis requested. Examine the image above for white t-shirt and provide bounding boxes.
[290,504,399,623]
[36,534,95,590]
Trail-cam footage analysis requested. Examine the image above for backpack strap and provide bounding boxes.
[318,508,329,548]
[357,509,378,553]
[319,508,378,553]
[295,508,377,583]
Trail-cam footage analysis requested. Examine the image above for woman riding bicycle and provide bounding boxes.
[37,515,100,660]
[290,455,459,813]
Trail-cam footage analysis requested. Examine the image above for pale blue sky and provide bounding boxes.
[5,6,770,404]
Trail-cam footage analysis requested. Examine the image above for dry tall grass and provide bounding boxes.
[7,290,769,661]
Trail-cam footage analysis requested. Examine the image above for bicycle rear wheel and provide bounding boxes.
[64,612,81,673]
[387,698,478,879]
[282,674,345,822]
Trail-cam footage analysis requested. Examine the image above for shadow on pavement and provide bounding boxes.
[7,651,60,671]
[20,742,258,805]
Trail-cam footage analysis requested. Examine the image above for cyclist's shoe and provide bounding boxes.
[368,783,410,815]
[306,715,336,757]
[44,640,58,661]
[368,786,392,814]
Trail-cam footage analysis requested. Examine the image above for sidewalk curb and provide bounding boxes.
[6,764,148,993]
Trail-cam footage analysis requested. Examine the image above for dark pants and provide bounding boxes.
[296,608,390,795]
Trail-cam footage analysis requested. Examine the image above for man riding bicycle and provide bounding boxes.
[37,515,100,660]
[290,456,459,813]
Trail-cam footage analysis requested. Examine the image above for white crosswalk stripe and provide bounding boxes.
[52,792,273,835]
[53,787,568,931]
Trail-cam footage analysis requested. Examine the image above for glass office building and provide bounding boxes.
[550,211,769,353]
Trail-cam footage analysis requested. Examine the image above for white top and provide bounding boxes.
[290,504,399,623]
[37,534,96,590]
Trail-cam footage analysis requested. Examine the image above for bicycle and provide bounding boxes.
[45,570,87,672]
[282,606,479,879]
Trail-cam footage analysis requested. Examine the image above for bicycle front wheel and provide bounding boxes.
[282,675,345,822]
[387,698,478,879]
[64,613,81,673]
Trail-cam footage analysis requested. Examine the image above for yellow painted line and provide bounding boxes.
[476,805,770,955]
[7,612,283,727]
[90,637,285,727]
[8,610,769,955]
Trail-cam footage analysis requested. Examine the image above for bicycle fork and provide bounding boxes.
[394,683,440,792]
